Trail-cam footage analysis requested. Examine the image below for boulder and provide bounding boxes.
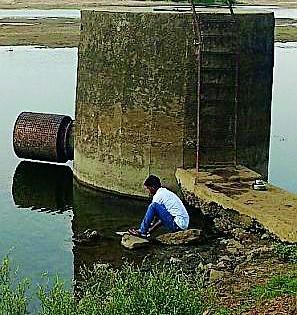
[156,229,202,245]
[121,234,149,250]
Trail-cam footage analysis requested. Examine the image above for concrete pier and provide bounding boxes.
[74,6,274,197]
[176,167,297,243]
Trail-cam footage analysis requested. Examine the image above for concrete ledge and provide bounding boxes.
[176,167,297,243]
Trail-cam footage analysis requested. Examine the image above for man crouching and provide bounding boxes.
[129,175,189,238]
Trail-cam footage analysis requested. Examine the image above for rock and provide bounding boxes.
[216,261,227,269]
[213,217,232,232]
[74,229,102,244]
[231,228,255,244]
[209,269,228,282]
[246,246,273,261]
[121,234,149,250]
[219,238,229,245]
[219,255,233,262]
[155,229,202,245]
[226,239,244,254]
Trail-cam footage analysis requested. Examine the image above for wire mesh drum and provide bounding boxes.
[13,112,74,163]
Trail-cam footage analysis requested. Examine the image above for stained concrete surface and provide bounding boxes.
[74,6,274,197]
[176,166,297,243]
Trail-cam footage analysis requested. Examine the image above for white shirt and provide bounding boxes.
[152,187,189,230]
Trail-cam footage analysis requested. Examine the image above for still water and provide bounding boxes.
[0,38,296,296]
[0,47,76,284]
[0,9,80,19]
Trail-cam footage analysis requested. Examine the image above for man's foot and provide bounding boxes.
[128,228,149,239]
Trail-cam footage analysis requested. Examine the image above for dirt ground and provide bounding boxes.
[0,0,168,9]
[0,17,80,47]
[1,0,297,9]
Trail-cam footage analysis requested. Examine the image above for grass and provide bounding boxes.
[251,270,297,300]
[0,257,30,315]
[0,257,218,315]
[274,243,297,263]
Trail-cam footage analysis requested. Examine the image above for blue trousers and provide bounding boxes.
[140,202,180,235]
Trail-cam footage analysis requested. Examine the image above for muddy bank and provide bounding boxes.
[0,0,171,10]
[0,17,80,47]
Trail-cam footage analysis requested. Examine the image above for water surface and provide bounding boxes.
[0,46,77,283]
[269,42,297,193]
[0,9,80,19]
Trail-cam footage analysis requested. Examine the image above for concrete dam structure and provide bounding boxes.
[74,6,274,197]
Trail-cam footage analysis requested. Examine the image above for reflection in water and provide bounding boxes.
[72,182,149,276]
[12,161,149,278]
[12,161,206,277]
[12,161,73,213]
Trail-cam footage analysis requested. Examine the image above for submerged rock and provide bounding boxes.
[121,234,149,250]
[156,229,202,245]
[74,229,103,245]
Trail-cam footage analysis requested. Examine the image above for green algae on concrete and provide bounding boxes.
[74,6,274,197]
[176,167,297,243]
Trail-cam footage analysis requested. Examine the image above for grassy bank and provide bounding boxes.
[0,257,215,315]
[0,246,296,315]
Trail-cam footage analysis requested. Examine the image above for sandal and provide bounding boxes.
[128,228,149,239]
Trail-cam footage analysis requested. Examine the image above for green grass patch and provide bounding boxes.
[251,270,297,300]
[0,257,221,315]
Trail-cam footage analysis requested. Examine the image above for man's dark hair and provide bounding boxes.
[144,175,161,189]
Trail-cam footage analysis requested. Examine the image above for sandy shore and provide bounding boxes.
[0,17,80,47]
[1,1,297,47]
[0,0,170,9]
[0,0,297,9]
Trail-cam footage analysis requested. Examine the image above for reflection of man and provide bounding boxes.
[129,175,189,238]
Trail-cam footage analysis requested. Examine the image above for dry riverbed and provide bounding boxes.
[1,4,297,47]
[0,17,80,47]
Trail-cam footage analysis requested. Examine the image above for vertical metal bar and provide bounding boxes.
[189,0,202,173]
[232,16,240,167]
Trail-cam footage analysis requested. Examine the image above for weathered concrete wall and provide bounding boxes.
[236,14,274,179]
[75,10,197,196]
[74,8,274,197]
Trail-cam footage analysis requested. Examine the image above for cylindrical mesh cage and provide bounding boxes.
[13,112,73,163]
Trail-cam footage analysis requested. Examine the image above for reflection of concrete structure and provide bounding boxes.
[12,161,148,273]
[72,182,147,274]
[74,7,274,197]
